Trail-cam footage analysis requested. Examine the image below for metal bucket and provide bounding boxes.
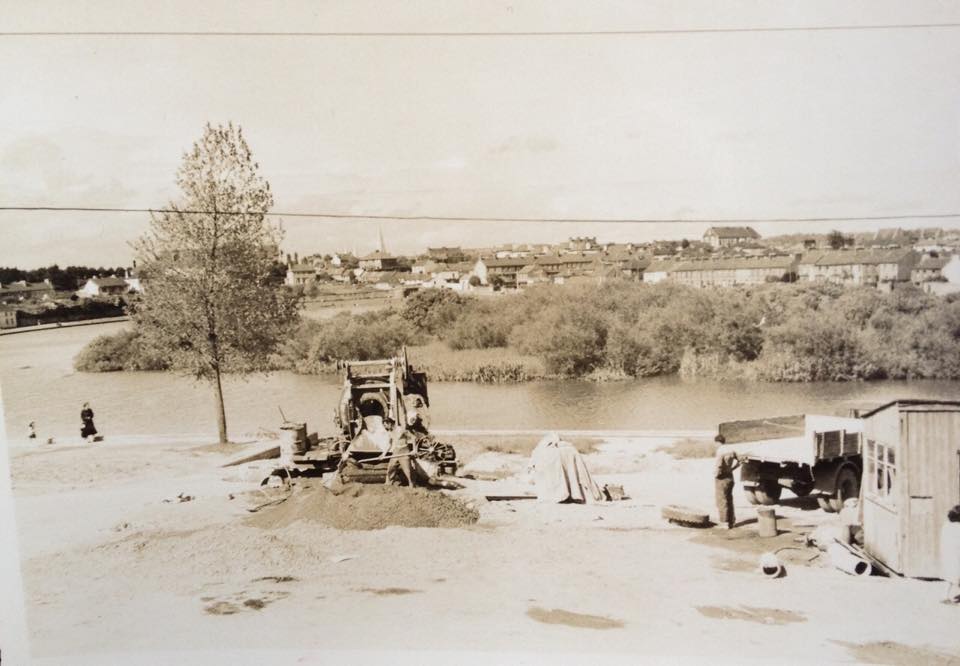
[279,422,307,455]
[757,507,778,538]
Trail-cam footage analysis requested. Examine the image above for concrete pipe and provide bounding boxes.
[827,543,872,577]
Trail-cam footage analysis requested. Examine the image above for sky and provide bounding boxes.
[1,1,960,267]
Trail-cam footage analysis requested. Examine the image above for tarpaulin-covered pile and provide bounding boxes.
[530,433,605,504]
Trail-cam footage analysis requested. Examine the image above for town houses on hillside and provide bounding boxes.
[276,225,960,296]
[797,249,916,290]
[671,255,798,288]
[0,279,56,304]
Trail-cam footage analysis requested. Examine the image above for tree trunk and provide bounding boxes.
[213,364,228,444]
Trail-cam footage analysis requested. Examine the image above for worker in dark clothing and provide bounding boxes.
[714,448,741,529]
[383,416,415,487]
[80,402,98,441]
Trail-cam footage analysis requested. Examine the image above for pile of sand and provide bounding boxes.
[245,482,480,531]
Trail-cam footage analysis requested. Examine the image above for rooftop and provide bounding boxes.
[672,255,797,272]
[91,277,129,288]
[704,226,761,239]
[800,248,915,266]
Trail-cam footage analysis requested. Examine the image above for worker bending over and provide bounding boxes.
[714,443,740,529]
[383,416,416,487]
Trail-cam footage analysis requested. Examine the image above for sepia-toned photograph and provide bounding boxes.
[2,3,960,664]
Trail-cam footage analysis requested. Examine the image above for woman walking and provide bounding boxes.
[80,402,98,441]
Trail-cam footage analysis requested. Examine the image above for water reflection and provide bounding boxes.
[2,323,957,440]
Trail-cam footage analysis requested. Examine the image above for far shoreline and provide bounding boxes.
[0,316,130,337]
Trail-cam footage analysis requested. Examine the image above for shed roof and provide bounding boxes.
[861,399,960,419]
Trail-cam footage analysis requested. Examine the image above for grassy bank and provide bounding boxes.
[407,341,547,382]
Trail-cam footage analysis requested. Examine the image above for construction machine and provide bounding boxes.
[295,348,458,483]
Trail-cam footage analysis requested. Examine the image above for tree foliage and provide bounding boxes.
[401,288,470,336]
[132,123,301,442]
[827,230,847,250]
[0,264,128,291]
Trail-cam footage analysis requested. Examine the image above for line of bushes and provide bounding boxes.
[399,281,960,382]
[75,280,960,383]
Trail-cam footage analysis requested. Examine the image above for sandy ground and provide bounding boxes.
[5,432,960,665]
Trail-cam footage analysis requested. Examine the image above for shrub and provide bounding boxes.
[74,329,169,372]
[446,306,511,350]
[306,311,419,364]
[401,289,471,335]
[510,307,606,376]
[754,313,881,381]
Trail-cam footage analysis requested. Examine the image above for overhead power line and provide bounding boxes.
[3,23,960,38]
[1,206,959,225]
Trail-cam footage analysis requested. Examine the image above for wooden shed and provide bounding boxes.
[860,400,960,578]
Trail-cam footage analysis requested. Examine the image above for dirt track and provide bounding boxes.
[7,434,960,665]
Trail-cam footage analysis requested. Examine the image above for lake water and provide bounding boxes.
[2,322,958,441]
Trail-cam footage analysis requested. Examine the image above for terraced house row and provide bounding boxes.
[472,248,960,293]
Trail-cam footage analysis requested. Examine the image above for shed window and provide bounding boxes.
[866,438,897,506]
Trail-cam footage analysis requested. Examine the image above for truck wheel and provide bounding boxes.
[790,481,814,498]
[754,480,782,505]
[744,488,760,505]
[824,466,859,513]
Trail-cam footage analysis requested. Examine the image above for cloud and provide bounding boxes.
[1,135,138,206]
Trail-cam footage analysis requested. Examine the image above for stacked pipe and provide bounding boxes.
[827,542,872,577]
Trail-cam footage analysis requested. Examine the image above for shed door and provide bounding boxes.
[904,497,937,577]
[903,411,960,578]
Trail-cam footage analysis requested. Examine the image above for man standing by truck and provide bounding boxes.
[714,445,741,529]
